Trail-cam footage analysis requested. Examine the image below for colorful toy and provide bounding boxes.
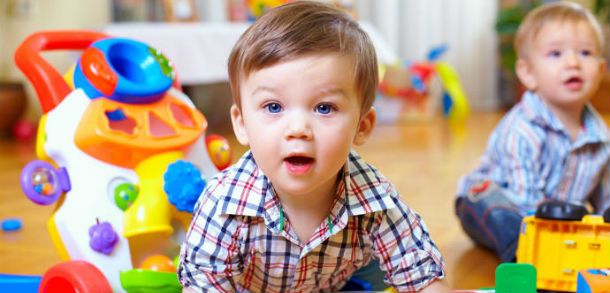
[11,119,37,141]
[495,263,536,293]
[205,134,232,170]
[0,274,41,292]
[577,269,610,293]
[139,254,176,272]
[376,44,469,123]
[1,218,23,232]
[435,61,470,122]
[243,0,355,21]
[516,201,610,292]
[246,0,290,21]
[15,30,230,292]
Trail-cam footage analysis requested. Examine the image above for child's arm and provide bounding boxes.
[591,165,610,213]
[416,279,449,293]
[372,195,445,292]
[178,181,243,292]
[481,123,545,209]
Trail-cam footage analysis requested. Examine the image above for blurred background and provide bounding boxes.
[2,0,608,136]
[1,1,610,289]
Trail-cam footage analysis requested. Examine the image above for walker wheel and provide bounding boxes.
[39,260,112,293]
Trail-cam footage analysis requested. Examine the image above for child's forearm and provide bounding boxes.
[413,279,449,293]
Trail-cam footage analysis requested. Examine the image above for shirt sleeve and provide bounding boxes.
[372,197,445,292]
[177,180,243,292]
[492,127,546,210]
[591,164,610,213]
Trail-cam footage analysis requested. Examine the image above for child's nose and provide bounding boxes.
[285,112,312,140]
[565,51,580,67]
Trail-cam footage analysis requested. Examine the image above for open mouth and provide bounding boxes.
[284,155,314,174]
[564,76,583,90]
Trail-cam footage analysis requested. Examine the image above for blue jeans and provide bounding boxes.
[455,183,523,262]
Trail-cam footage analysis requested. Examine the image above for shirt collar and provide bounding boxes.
[521,91,609,145]
[340,152,397,216]
[217,151,397,220]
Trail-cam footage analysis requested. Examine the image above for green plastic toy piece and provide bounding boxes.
[114,183,138,211]
[495,263,536,293]
[120,269,182,293]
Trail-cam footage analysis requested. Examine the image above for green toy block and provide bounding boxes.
[495,263,536,293]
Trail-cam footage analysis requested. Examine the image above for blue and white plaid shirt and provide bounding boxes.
[458,91,610,213]
[179,151,445,292]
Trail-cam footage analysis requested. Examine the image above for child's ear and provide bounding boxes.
[353,107,376,146]
[516,58,537,90]
[230,104,249,146]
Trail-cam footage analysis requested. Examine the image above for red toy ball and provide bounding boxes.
[12,119,36,141]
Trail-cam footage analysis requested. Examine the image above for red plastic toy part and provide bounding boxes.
[39,260,112,293]
[14,31,108,114]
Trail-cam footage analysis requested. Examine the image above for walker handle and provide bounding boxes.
[14,30,108,113]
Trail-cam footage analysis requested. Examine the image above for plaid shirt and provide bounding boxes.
[179,151,445,292]
[458,91,610,213]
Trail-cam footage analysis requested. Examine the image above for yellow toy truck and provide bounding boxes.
[516,200,610,292]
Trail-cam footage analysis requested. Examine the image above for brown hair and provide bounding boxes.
[227,0,378,114]
[514,1,605,59]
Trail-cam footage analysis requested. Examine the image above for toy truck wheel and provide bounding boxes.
[604,206,610,223]
[535,200,589,221]
[39,260,112,293]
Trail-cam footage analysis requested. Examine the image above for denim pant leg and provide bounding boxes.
[455,185,523,262]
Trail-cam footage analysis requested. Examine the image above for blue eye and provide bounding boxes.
[580,49,592,57]
[549,50,561,58]
[316,103,334,115]
[265,103,282,113]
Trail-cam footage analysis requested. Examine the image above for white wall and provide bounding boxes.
[356,0,499,110]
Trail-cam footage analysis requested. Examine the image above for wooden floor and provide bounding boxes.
[0,112,506,290]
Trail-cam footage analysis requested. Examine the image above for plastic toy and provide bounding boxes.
[495,263,536,293]
[452,264,535,293]
[15,30,230,292]
[0,274,41,292]
[11,119,37,141]
[516,200,610,292]
[435,61,470,122]
[205,134,232,170]
[246,0,290,20]
[577,269,610,293]
[139,254,176,272]
[376,44,469,123]
[1,218,22,232]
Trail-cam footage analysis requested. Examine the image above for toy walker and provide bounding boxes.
[15,30,231,292]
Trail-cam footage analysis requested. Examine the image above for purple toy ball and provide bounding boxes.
[21,160,70,205]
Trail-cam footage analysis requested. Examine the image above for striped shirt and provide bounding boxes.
[457,91,610,213]
[179,151,445,292]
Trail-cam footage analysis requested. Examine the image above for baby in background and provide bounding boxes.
[456,1,610,262]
